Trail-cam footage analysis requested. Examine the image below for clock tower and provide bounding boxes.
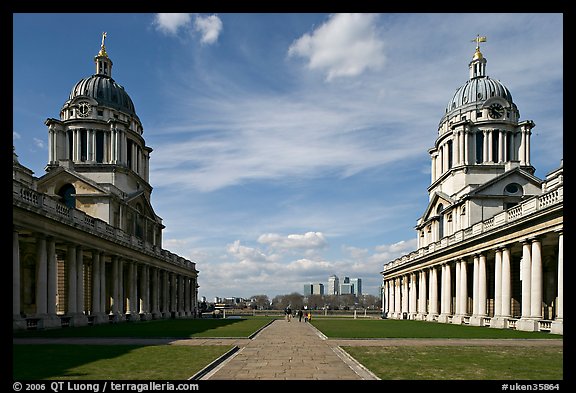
[39,34,163,247]
[416,36,540,247]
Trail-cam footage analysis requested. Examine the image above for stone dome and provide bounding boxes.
[445,76,513,114]
[67,75,136,116]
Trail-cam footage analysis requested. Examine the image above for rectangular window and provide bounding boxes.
[67,131,73,160]
[127,139,133,170]
[475,132,483,164]
[80,129,87,161]
[447,140,453,169]
[95,130,104,163]
[492,130,499,162]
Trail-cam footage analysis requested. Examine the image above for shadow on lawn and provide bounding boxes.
[13,317,274,339]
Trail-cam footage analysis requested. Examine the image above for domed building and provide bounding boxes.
[381,37,563,334]
[13,34,200,330]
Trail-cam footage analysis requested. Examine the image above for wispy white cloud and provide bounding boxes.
[153,13,192,35]
[288,13,385,81]
[153,13,222,45]
[194,14,223,45]
[258,232,328,250]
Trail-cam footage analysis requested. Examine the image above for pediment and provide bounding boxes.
[421,191,454,223]
[468,167,542,197]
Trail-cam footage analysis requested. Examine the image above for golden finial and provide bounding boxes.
[97,32,108,57]
[471,34,486,60]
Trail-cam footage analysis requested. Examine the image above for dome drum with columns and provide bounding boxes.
[13,34,199,330]
[381,36,563,334]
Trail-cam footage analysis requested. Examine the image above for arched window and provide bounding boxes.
[58,184,76,209]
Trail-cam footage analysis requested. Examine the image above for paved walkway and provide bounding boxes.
[197,318,378,380]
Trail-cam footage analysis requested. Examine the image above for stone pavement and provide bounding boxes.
[196,317,379,380]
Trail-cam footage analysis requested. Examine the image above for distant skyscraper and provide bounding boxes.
[313,283,325,295]
[350,278,362,296]
[328,274,339,295]
[303,284,313,296]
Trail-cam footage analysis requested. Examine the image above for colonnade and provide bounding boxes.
[430,126,532,183]
[383,231,563,333]
[13,228,198,330]
[47,124,150,182]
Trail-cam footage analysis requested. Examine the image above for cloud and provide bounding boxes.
[194,14,223,45]
[288,13,385,81]
[33,138,45,149]
[153,13,192,35]
[153,13,222,45]
[258,232,328,250]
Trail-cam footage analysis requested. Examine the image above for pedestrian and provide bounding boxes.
[285,306,292,322]
[298,309,303,322]
[307,311,312,322]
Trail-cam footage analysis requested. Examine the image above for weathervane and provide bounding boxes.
[471,34,486,50]
[98,32,108,57]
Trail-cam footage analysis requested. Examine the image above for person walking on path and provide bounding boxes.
[297,309,303,322]
[285,306,292,322]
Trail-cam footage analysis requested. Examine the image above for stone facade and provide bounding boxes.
[13,34,199,330]
[381,38,563,335]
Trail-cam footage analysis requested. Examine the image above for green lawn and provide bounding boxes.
[13,344,233,380]
[13,316,275,338]
[343,346,563,380]
[310,318,562,339]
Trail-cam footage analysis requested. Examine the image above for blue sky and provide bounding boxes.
[12,13,563,302]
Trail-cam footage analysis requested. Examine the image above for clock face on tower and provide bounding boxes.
[78,101,92,117]
[488,103,504,119]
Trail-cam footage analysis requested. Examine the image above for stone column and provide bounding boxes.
[487,130,493,162]
[99,255,106,316]
[13,230,25,329]
[111,256,119,317]
[521,240,532,318]
[126,261,135,319]
[470,253,487,326]
[170,272,177,315]
[439,263,451,323]
[454,260,462,316]
[388,280,394,317]
[420,270,427,319]
[178,275,185,316]
[552,231,563,334]
[517,239,538,332]
[492,246,511,329]
[530,238,543,319]
[66,244,77,315]
[494,249,502,318]
[91,251,101,314]
[35,236,48,316]
[401,276,409,317]
[163,270,169,318]
[185,276,191,316]
[460,260,468,315]
[501,247,512,318]
[408,273,417,318]
[498,130,504,162]
[47,238,58,319]
[427,267,439,321]
[76,246,84,315]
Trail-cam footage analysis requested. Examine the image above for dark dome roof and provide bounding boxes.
[445,75,513,114]
[68,74,136,116]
